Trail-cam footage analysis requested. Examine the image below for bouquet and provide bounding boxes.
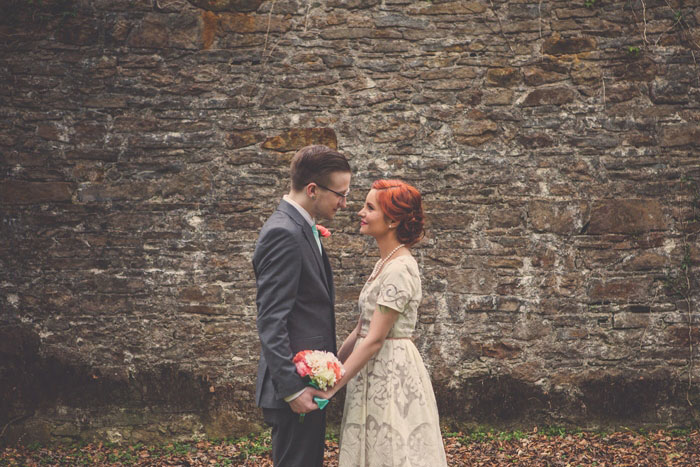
[293,350,345,422]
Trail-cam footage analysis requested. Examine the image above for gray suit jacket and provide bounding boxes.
[253,200,337,409]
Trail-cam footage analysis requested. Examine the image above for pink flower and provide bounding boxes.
[293,349,345,390]
[295,360,311,377]
[328,360,342,380]
[316,225,331,237]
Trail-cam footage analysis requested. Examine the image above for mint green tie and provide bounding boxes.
[311,224,322,253]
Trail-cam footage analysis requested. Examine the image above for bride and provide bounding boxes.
[320,179,447,467]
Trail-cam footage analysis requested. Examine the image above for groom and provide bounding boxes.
[253,145,352,466]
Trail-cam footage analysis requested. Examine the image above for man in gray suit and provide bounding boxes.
[253,145,352,466]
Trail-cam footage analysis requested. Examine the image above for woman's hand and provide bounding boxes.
[317,388,336,400]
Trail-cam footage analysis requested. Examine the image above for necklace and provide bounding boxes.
[368,244,404,281]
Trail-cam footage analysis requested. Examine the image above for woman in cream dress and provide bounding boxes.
[319,179,447,467]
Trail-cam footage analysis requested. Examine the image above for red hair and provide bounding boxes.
[371,179,425,246]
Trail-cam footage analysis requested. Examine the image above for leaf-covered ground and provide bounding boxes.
[1,428,698,466]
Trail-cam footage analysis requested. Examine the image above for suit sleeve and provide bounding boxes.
[254,226,306,400]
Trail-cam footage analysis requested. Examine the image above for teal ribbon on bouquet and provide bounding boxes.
[298,382,329,423]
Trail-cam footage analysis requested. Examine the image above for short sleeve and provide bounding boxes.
[376,260,417,313]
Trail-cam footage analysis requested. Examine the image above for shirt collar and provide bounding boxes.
[283,194,315,227]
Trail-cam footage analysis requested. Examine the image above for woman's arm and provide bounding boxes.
[324,305,399,398]
[337,318,361,363]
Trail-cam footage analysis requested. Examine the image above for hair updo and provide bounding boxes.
[371,179,425,246]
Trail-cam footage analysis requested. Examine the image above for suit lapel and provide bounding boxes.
[278,201,331,294]
[321,247,334,302]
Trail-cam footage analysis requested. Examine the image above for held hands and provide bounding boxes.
[288,387,326,414]
[317,388,336,401]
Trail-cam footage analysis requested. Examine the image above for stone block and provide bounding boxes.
[517,132,555,148]
[502,19,542,34]
[586,200,667,235]
[128,14,170,48]
[178,285,223,303]
[606,83,642,103]
[588,277,652,302]
[410,1,487,15]
[482,89,514,105]
[542,34,596,55]
[320,28,375,40]
[375,14,428,29]
[188,0,264,12]
[218,12,289,34]
[179,305,227,315]
[495,297,522,311]
[613,312,650,330]
[522,86,575,106]
[421,67,477,81]
[650,78,690,104]
[623,252,669,271]
[482,341,521,359]
[261,128,337,152]
[659,124,700,147]
[618,57,658,81]
[449,270,498,295]
[529,200,588,235]
[328,0,381,8]
[1,181,73,204]
[513,317,552,341]
[56,17,99,45]
[37,123,67,142]
[451,119,498,145]
[259,88,303,109]
[488,257,523,269]
[320,54,354,68]
[225,130,265,149]
[523,66,567,86]
[488,207,522,228]
[485,67,521,87]
[571,61,602,85]
[553,8,597,19]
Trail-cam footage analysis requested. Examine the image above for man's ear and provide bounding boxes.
[305,183,317,199]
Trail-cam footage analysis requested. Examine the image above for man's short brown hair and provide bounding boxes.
[290,145,351,191]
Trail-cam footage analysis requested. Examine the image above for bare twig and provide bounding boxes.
[304,2,311,32]
[654,15,683,47]
[669,176,700,420]
[488,0,515,56]
[0,415,30,440]
[262,0,277,59]
[662,0,700,50]
[641,0,649,45]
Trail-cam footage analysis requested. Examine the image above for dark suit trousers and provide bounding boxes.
[263,406,326,467]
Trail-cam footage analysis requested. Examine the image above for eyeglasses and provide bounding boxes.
[316,183,350,199]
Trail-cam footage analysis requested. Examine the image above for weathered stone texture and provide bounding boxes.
[1,0,699,446]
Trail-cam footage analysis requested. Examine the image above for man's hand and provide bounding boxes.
[288,388,321,414]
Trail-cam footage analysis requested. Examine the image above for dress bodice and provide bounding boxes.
[358,255,421,339]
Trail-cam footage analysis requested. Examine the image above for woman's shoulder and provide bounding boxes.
[383,254,419,277]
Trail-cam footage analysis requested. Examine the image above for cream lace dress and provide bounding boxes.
[338,255,447,467]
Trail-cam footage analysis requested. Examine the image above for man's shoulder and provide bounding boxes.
[258,210,305,248]
[261,209,298,233]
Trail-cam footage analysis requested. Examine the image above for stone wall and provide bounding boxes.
[1,0,699,445]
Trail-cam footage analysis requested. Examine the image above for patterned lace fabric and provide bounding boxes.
[339,255,447,467]
[359,256,420,339]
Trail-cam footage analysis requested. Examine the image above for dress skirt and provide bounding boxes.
[338,337,447,467]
